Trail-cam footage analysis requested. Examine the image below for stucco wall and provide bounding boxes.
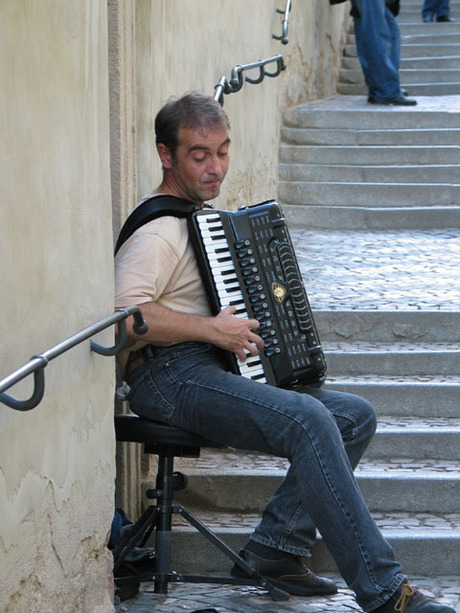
[0,2,115,611]
[133,0,349,217]
[0,1,349,609]
[121,0,349,504]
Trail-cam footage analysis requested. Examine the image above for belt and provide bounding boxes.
[125,345,156,377]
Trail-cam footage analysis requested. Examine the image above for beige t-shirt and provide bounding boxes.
[114,214,212,370]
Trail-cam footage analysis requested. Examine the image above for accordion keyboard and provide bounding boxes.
[190,200,327,388]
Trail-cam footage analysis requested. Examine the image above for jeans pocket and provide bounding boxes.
[127,364,175,423]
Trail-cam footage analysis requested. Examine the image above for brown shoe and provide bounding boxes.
[231,549,338,596]
[373,581,455,612]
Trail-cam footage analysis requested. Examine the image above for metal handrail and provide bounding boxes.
[273,0,292,45]
[214,55,286,105]
[0,306,148,412]
[213,2,291,105]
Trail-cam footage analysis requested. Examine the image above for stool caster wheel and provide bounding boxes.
[173,471,188,490]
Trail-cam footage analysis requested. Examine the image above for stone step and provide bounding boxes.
[346,31,460,47]
[280,203,460,230]
[340,68,460,85]
[347,21,460,36]
[168,513,460,576]
[341,55,460,70]
[279,144,460,165]
[402,33,460,45]
[325,377,460,418]
[281,126,460,146]
[280,163,457,183]
[400,23,460,36]
[323,342,460,377]
[400,14,460,23]
[402,82,460,95]
[344,42,460,58]
[403,43,460,58]
[166,453,460,576]
[313,312,460,344]
[283,97,460,130]
[172,452,460,513]
[337,82,460,96]
[279,180,460,207]
[170,522,460,576]
[368,417,460,460]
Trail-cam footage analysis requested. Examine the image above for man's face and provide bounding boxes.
[162,125,230,205]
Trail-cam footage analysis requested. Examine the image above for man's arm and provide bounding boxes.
[125,301,264,362]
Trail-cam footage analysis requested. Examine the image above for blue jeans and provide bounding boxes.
[353,0,402,101]
[126,342,405,611]
[422,0,450,18]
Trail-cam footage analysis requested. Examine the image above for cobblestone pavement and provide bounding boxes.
[116,576,460,612]
[290,228,460,312]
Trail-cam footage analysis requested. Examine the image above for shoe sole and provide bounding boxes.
[231,568,338,597]
[369,100,417,106]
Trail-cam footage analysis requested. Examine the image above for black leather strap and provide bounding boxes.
[114,195,198,255]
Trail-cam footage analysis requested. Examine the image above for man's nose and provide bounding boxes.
[207,155,223,174]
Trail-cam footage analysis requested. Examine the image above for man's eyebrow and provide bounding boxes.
[187,138,231,153]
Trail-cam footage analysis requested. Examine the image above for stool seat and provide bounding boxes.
[115,413,223,449]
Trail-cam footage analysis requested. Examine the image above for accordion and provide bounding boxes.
[189,200,327,388]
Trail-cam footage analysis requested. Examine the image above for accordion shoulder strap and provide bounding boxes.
[114,195,198,255]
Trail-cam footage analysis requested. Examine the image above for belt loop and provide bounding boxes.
[142,344,156,360]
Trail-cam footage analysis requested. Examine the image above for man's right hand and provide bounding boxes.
[213,306,264,362]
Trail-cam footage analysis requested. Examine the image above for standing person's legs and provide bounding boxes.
[436,0,451,18]
[422,0,450,20]
[422,0,438,20]
[353,0,402,101]
[127,342,405,611]
[387,6,401,75]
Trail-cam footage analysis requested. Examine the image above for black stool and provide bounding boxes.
[113,413,288,601]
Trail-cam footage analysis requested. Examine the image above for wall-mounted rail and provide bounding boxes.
[273,0,292,45]
[0,306,148,412]
[214,55,286,105]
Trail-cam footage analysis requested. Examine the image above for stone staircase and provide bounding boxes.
[338,0,460,97]
[142,2,460,589]
[278,96,460,231]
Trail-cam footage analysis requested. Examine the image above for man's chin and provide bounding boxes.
[202,186,221,201]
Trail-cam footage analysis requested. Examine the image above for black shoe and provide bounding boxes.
[115,579,140,602]
[373,581,455,612]
[368,90,409,103]
[231,549,338,596]
[369,96,417,106]
[437,15,454,21]
[422,13,434,22]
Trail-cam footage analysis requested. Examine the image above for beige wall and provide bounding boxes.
[132,0,348,220]
[0,1,349,610]
[0,1,115,611]
[112,0,349,507]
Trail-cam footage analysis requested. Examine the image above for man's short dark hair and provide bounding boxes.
[155,92,230,157]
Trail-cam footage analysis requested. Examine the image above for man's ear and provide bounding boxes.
[157,143,174,170]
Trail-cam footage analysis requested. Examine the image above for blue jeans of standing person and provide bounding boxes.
[353,0,402,101]
[126,342,406,612]
[422,0,450,19]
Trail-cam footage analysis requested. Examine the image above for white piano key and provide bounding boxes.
[197,214,221,223]
[207,259,234,270]
[214,282,239,293]
[206,251,232,261]
[200,229,226,239]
